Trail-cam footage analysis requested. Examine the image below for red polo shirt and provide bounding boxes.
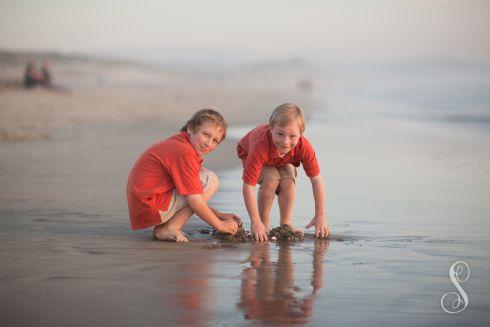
[237,124,320,186]
[126,132,203,230]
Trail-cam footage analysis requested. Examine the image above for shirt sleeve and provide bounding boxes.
[242,148,265,186]
[300,137,320,178]
[167,154,203,195]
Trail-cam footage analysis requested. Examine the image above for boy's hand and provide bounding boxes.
[305,215,330,239]
[218,219,239,235]
[218,212,242,226]
[251,221,268,242]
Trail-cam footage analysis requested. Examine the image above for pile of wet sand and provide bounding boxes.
[269,224,304,242]
[200,224,312,243]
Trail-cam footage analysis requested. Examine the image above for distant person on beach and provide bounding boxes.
[23,61,52,88]
[237,103,330,241]
[41,61,51,84]
[126,109,239,242]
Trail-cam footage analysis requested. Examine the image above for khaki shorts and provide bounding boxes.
[158,168,216,224]
[258,164,297,195]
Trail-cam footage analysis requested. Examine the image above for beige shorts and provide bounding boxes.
[258,164,297,194]
[158,168,216,224]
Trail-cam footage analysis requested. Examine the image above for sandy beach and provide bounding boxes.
[1,51,490,326]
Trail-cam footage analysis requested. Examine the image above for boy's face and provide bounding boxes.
[270,122,301,155]
[188,121,224,157]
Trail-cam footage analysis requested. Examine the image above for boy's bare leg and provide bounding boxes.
[278,179,301,233]
[154,172,219,242]
[257,179,279,231]
[154,206,194,242]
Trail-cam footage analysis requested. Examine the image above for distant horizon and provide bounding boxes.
[2,46,490,70]
[1,1,489,65]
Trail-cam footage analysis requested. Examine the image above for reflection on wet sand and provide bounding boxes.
[168,254,215,326]
[238,241,328,325]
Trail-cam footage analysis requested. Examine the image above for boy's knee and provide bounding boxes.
[279,178,295,188]
[260,179,280,193]
[277,178,295,195]
[201,168,219,194]
[209,171,219,193]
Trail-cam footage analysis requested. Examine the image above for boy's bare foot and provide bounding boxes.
[153,225,189,242]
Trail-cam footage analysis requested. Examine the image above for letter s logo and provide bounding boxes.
[441,261,470,314]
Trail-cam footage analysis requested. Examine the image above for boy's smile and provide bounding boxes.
[188,121,224,157]
[270,122,301,155]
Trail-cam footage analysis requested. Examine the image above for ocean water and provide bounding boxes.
[196,68,490,326]
[200,119,490,326]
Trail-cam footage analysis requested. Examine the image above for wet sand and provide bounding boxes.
[1,53,490,326]
[2,117,489,326]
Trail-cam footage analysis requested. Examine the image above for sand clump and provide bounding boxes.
[198,225,254,243]
[213,225,253,243]
[269,224,304,242]
[199,224,309,243]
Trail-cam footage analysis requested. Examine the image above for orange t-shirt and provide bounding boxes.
[237,124,320,186]
[126,131,203,230]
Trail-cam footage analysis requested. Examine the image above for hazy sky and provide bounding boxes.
[1,0,489,62]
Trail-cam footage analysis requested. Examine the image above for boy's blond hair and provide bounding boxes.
[269,103,306,134]
[181,108,228,141]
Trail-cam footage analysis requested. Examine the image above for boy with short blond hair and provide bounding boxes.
[237,103,329,241]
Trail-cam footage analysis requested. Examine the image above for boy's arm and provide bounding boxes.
[305,174,330,238]
[186,194,238,234]
[243,182,268,241]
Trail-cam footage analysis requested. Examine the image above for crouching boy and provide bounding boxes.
[237,103,329,241]
[127,109,239,242]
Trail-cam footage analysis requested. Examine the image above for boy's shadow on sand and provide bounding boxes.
[237,240,328,325]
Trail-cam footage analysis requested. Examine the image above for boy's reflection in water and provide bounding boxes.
[238,240,328,325]
[171,257,215,326]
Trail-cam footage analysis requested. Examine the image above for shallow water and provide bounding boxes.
[205,114,490,326]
